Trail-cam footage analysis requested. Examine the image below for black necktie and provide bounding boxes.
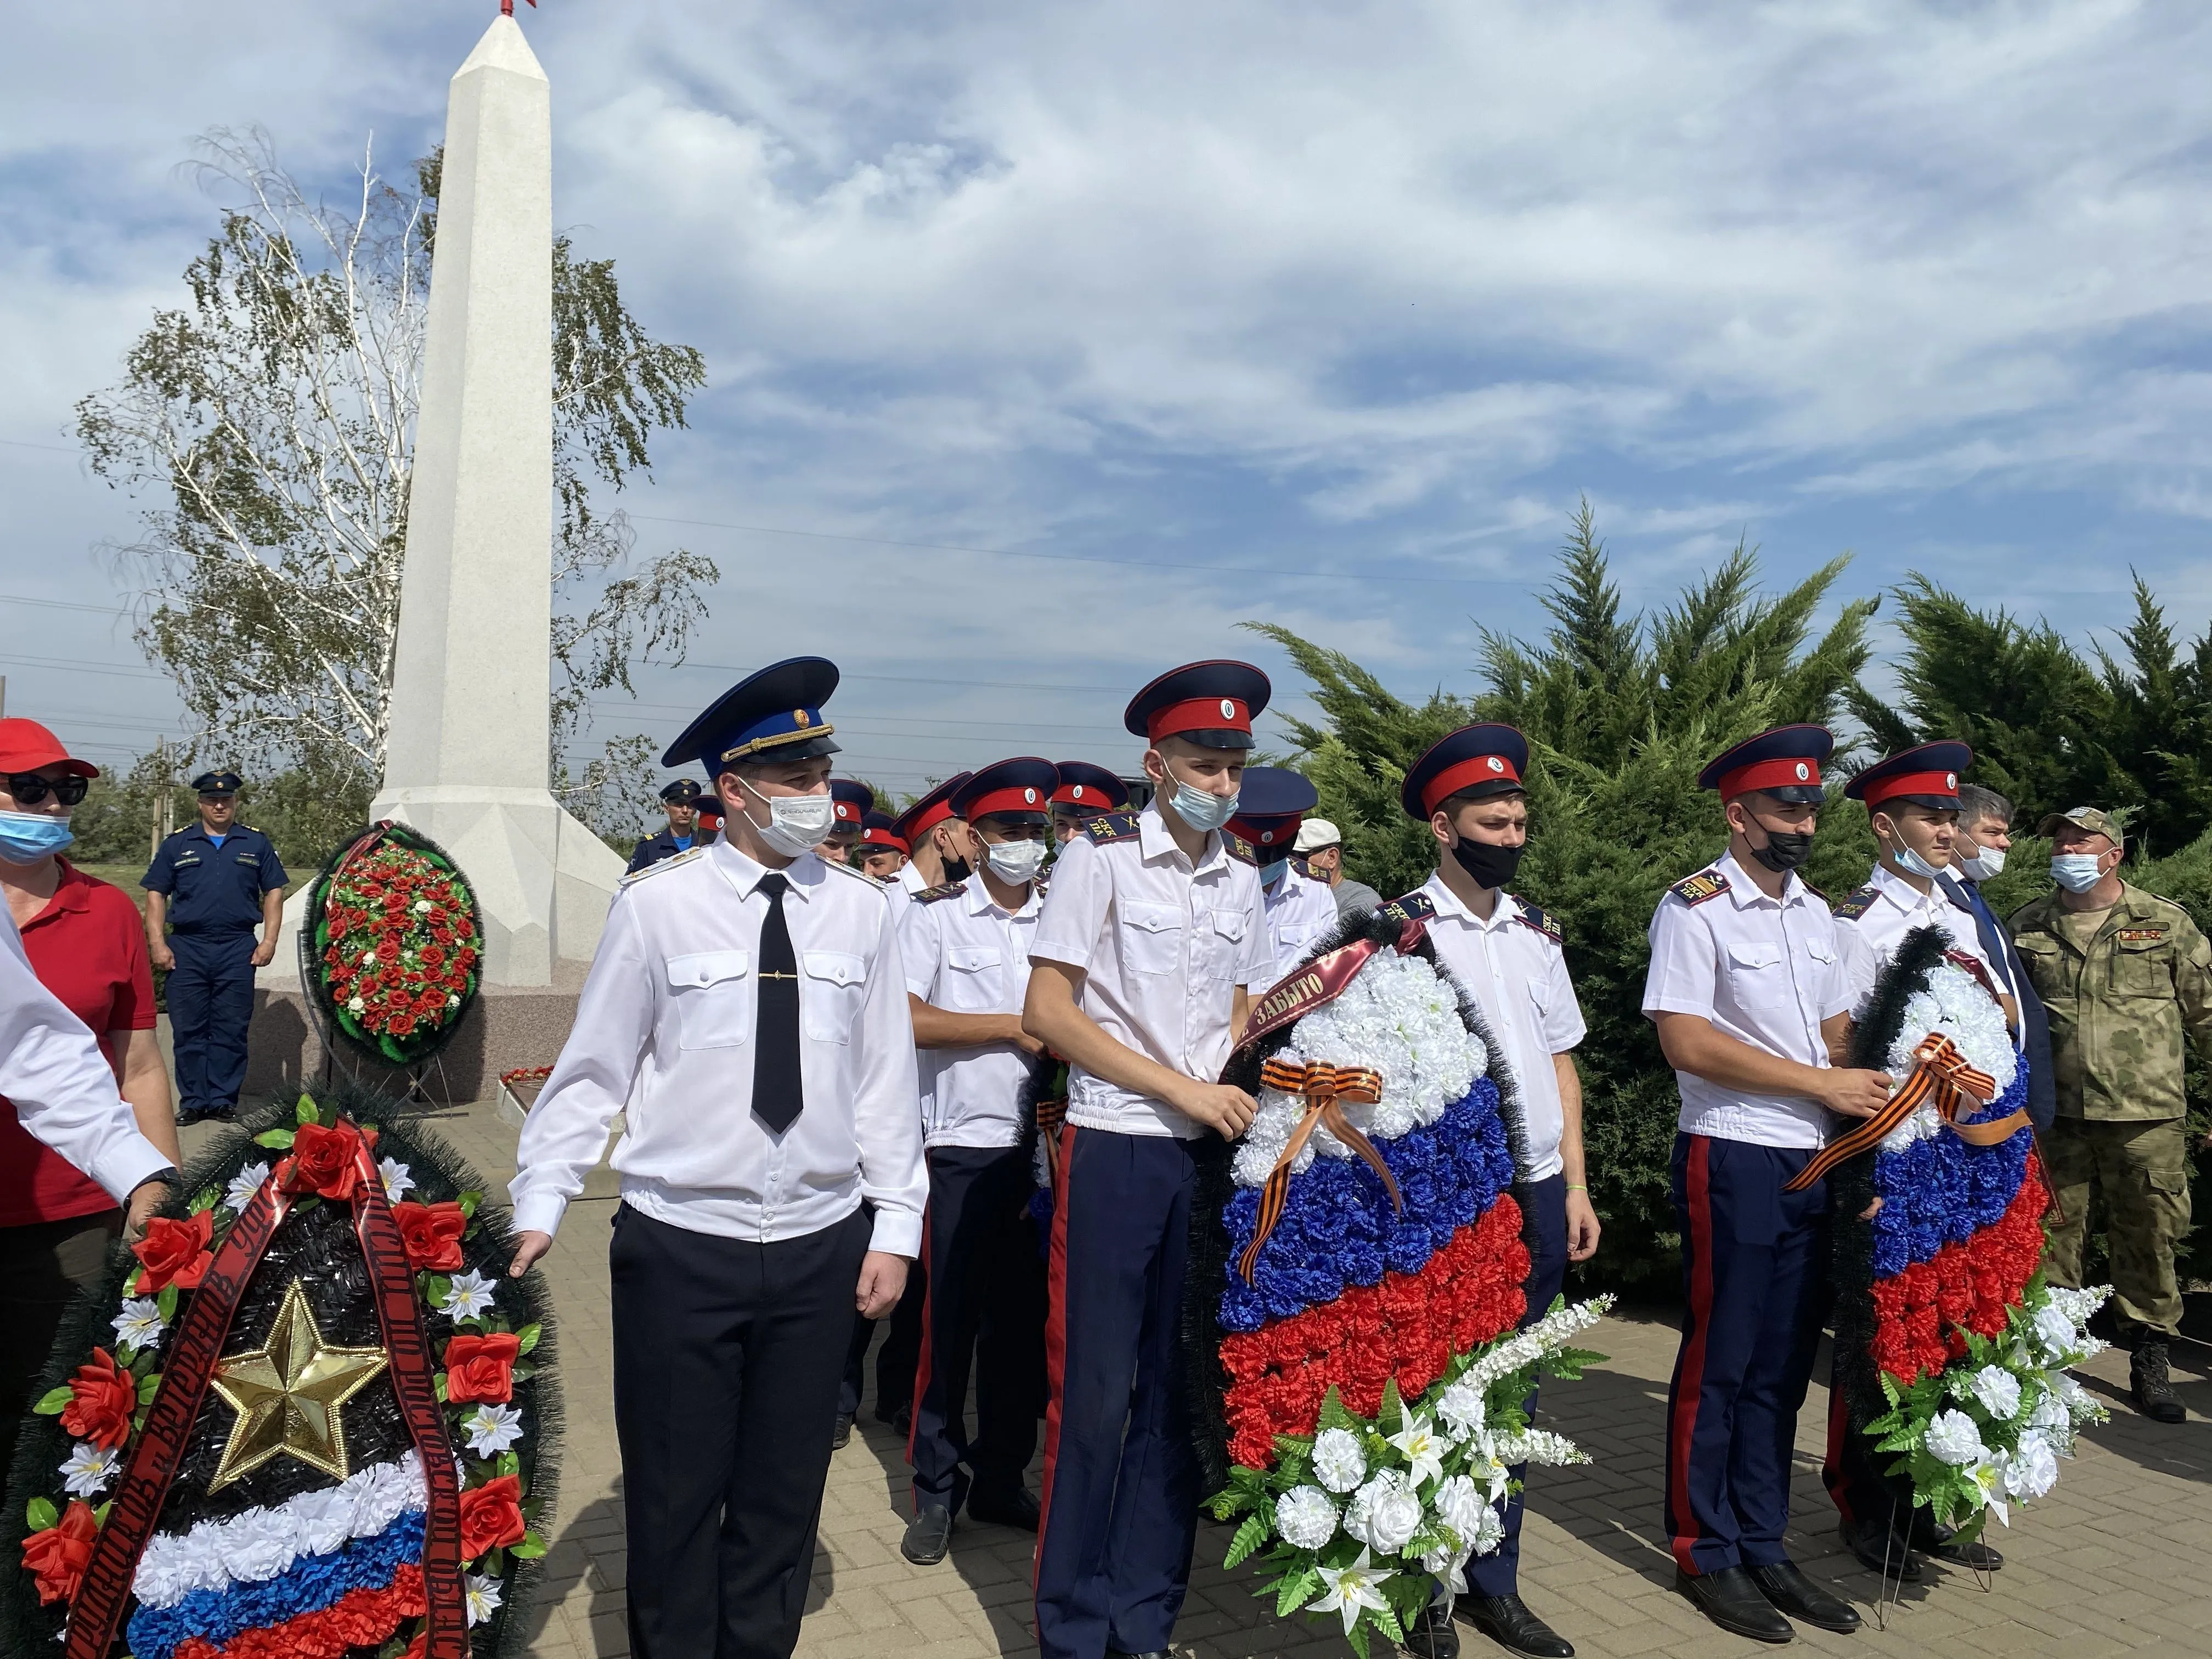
[753,872,804,1133]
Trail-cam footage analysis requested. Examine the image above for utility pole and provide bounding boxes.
[150,738,173,861]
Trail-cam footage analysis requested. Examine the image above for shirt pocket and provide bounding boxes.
[1724,941,1787,1008]
[2111,938,2171,998]
[1119,901,1184,976]
[802,950,868,1043]
[1199,905,1250,981]
[945,945,1007,1011]
[666,950,752,1050]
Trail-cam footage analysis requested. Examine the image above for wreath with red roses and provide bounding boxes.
[306,823,484,1067]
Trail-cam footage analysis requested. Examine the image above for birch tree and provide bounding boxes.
[76,128,712,833]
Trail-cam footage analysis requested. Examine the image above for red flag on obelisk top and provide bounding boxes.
[500,0,537,15]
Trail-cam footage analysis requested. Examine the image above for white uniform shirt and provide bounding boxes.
[898,861,930,898]
[510,840,929,1254]
[899,870,1042,1150]
[1642,848,1850,1149]
[1415,872,1587,1182]
[1028,805,1272,1139]
[1835,863,1993,1015]
[0,907,171,1203]
[1257,866,1341,991]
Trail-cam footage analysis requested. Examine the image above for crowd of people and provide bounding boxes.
[0,662,2204,1659]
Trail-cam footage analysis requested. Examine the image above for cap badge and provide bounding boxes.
[1795,762,1810,781]
[1071,785,1086,799]
[1487,756,1505,774]
[1261,830,1275,843]
[1946,772,1957,789]
[1220,698,1236,719]
[793,709,810,728]
[1024,787,1037,803]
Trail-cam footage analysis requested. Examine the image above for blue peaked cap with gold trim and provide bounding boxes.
[662,656,843,778]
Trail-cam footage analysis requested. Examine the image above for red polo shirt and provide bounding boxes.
[0,861,156,1227]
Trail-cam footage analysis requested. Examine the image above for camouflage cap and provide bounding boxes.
[2037,805,2125,847]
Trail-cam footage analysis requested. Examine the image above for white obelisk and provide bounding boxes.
[373,7,621,987]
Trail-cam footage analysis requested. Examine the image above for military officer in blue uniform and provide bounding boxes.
[1047,761,1131,845]
[141,770,287,1124]
[627,778,704,874]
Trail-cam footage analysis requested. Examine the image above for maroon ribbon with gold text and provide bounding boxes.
[64,1124,466,1659]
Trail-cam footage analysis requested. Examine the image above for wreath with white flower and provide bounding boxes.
[1,1084,558,1659]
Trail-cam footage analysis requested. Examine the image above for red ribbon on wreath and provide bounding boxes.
[63,1121,467,1659]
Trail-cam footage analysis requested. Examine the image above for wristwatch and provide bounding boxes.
[130,1167,182,1197]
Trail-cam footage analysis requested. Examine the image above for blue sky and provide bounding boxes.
[4,1,2211,800]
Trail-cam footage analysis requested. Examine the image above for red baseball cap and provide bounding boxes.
[0,719,99,779]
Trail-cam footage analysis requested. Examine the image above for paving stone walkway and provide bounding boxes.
[404,1101,2212,1659]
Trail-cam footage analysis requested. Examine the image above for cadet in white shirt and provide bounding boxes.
[1824,742,2009,1581]
[1226,766,1339,993]
[856,811,910,885]
[507,657,927,1659]
[895,758,1058,1565]
[894,774,974,896]
[1383,724,1592,1659]
[1047,761,1131,846]
[1641,724,1891,1646]
[1023,661,1274,1659]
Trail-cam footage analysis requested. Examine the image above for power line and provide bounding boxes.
[0,654,171,681]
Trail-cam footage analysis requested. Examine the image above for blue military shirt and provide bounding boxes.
[142,823,288,933]
[625,828,695,876]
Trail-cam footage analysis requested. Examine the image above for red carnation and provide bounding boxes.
[458,1474,527,1560]
[59,1347,138,1449]
[21,1500,98,1606]
[285,1120,370,1201]
[444,1331,522,1404]
[393,1201,467,1271]
[133,1209,215,1294]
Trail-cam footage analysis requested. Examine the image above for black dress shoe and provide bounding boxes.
[1748,1561,1860,1633]
[900,1504,953,1565]
[1401,1590,1459,1659]
[1460,1593,1572,1657]
[967,1486,1041,1531]
[1837,1517,1921,1582]
[1906,1516,2002,1571]
[831,1413,853,1449]
[1106,1651,1170,1658]
[1676,1566,1795,1644]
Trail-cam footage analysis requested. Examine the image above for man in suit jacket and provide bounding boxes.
[1938,782,2055,1132]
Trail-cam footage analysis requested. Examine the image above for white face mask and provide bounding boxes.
[1959,843,2006,882]
[1159,759,1239,832]
[737,776,836,857]
[2050,853,2106,894]
[984,838,1047,885]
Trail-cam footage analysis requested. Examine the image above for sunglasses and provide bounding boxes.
[5,773,89,807]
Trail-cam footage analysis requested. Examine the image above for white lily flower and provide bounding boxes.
[223,1162,271,1215]
[1968,1458,2011,1527]
[465,1573,504,1626]
[111,1297,166,1351]
[379,1157,416,1205]
[439,1269,498,1321]
[1311,1547,1393,1637]
[462,1402,527,1457]
[1386,1413,1447,1490]
[59,1442,121,1498]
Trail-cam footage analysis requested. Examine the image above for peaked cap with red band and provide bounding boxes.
[694,798,724,826]
[1697,723,1835,804]
[1401,723,1529,819]
[859,810,907,853]
[1124,659,1271,751]
[953,757,1059,825]
[830,778,875,826]
[1228,765,1319,850]
[892,771,974,845]
[1049,760,1131,816]
[1844,740,1971,812]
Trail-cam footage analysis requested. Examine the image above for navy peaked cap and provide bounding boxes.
[662,656,842,775]
[192,770,244,796]
[1696,724,1835,804]
[955,758,1060,824]
[1123,659,1271,750]
[659,778,702,804]
[1049,761,1131,814]
[1401,724,1529,819]
[1845,741,1972,811]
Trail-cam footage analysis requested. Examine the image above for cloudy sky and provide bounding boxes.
[4,1,2210,800]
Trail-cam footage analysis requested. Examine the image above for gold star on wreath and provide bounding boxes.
[207,1278,390,1491]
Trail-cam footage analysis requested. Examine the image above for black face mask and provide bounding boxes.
[1746,827,1815,873]
[1450,836,1525,890]
[940,853,972,885]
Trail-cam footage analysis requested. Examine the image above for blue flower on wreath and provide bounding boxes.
[128,1509,425,1659]
[1868,1065,2034,1284]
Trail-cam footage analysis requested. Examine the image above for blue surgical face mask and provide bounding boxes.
[2050,853,2105,893]
[0,810,75,864]
[1161,761,1239,833]
[1891,842,1948,883]
[1257,857,1289,887]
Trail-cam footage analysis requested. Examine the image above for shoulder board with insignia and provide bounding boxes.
[1668,870,1729,906]
[1222,832,1256,864]
[1374,890,1437,926]
[914,881,968,904]
[1514,901,1564,944]
[619,846,703,885]
[1830,885,1879,923]
[1084,811,1142,844]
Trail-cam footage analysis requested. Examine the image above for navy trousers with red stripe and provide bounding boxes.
[908,1142,1047,1514]
[1663,1132,1830,1577]
[1033,1126,1201,1659]
[1823,1371,1913,1532]
[1465,1172,1569,1597]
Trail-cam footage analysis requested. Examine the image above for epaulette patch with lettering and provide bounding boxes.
[619,847,702,885]
[1222,832,1256,865]
[914,882,968,904]
[1374,890,1438,927]
[2118,927,2166,943]
[1669,870,1729,906]
[1084,810,1142,844]
[1831,885,1879,923]
[1514,901,1564,945]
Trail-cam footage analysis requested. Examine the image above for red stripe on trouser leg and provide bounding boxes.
[1667,1136,1714,1575]
[1032,1123,1075,1590]
[1822,1371,1855,1522]
[905,1201,935,1512]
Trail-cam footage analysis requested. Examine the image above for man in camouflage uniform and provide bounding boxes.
[2011,806,2212,1424]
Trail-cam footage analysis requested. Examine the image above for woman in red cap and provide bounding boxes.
[0,718,180,1473]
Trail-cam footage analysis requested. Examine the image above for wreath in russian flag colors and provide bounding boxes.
[1825,926,2108,1539]
[307,823,484,1068]
[1186,906,1610,1657]
[1,1087,558,1659]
